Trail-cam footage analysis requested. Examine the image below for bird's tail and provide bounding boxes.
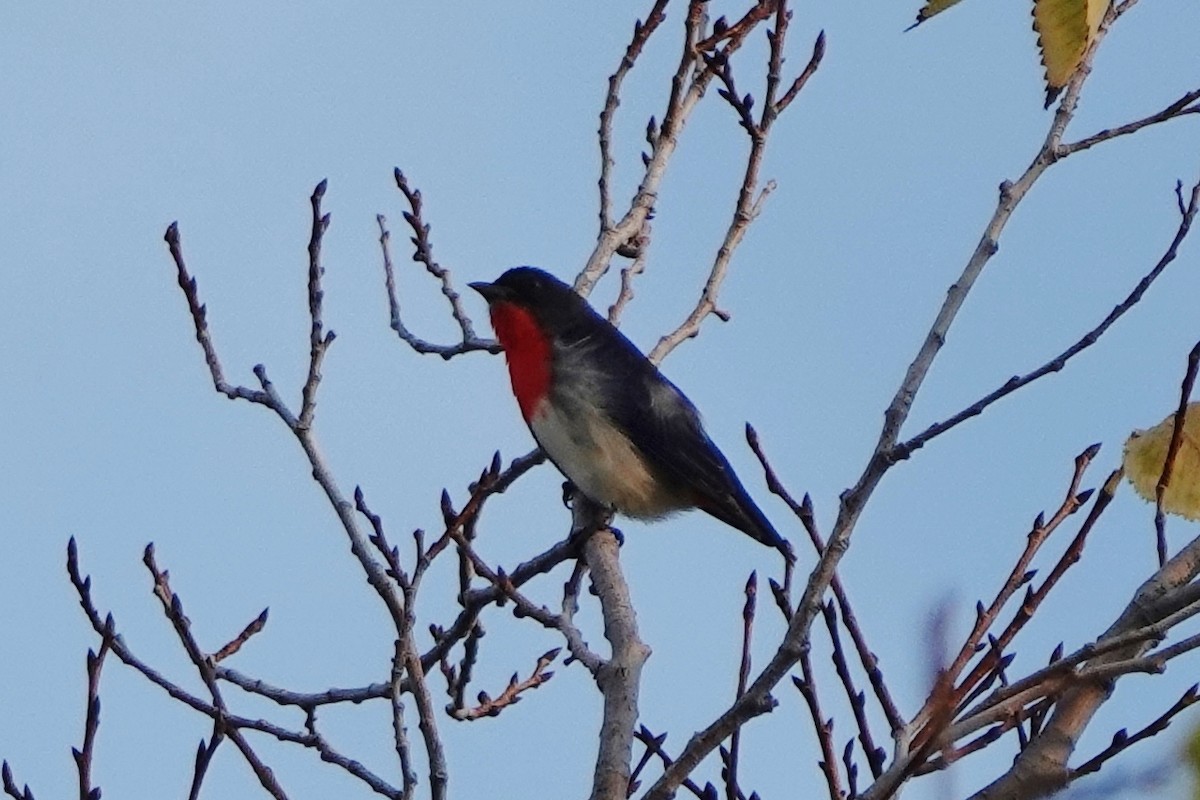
[700,490,796,564]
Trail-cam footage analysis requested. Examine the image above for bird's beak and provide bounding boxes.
[468,281,512,304]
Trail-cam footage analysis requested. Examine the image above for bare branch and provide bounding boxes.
[73,618,113,800]
[580,499,651,800]
[142,545,289,800]
[212,608,269,664]
[793,668,845,800]
[378,176,499,359]
[298,180,334,429]
[599,0,671,234]
[968,527,1200,797]
[449,648,559,720]
[1071,685,1200,778]
[774,31,826,116]
[68,539,401,798]
[575,0,719,296]
[894,177,1200,459]
[1,763,36,800]
[1058,88,1200,157]
[910,443,1101,734]
[607,231,651,325]
[723,573,758,800]
[747,425,905,734]
[633,727,711,800]
[649,3,824,362]
[1154,340,1200,565]
[164,222,272,405]
[561,560,606,675]
[822,600,885,777]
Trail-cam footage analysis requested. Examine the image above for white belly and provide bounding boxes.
[528,398,680,518]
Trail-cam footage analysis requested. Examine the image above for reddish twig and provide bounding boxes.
[211,608,269,664]
[910,469,1120,767]
[449,648,559,720]
[792,666,844,800]
[911,443,1100,737]
[694,1,773,51]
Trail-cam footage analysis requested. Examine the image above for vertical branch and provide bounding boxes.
[578,498,651,800]
[648,11,824,361]
[598,0,671,234]
[299,180,333,430]
[73,618,113,800]
[576,0,715,296]
[724,573,757,800]
[1154,340,1200,565]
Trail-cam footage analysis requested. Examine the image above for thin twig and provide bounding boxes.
[894,178,1200,460]
[724,572,757,800]
[164,223,271,405]
[747,425,905,734]
[1070,684,1200,778]
[68,541,402,797]
[212,609,269,664]
[449,648,559,720]
[1058,88,1200,157]
[633,727,711,800]
[793,666,844,800]
[649,21,825,362]
[378,189,499,359]
[822,600,885,778]
[575,0,720,296]
[1,763,36,800]
[73,617,113,800]
[598,0,671,234]
[142,545,289,800]
[299,180,334,430]
[910,443,1101,735]
[1154,340,1200,565]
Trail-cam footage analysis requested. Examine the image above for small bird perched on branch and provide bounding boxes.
[470,267,794,563]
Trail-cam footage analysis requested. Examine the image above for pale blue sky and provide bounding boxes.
[2,1,1199,798]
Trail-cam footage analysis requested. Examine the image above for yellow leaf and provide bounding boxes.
[1123,403,1200,521]
[908,0,966,29]
[1033,0,1107,107]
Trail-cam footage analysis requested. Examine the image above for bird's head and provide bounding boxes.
[469,267,588,344]
[470,267,587,419]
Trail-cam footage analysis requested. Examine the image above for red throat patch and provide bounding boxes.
[489,302,552,421]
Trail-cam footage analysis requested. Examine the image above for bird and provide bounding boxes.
[469,266,794,563]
